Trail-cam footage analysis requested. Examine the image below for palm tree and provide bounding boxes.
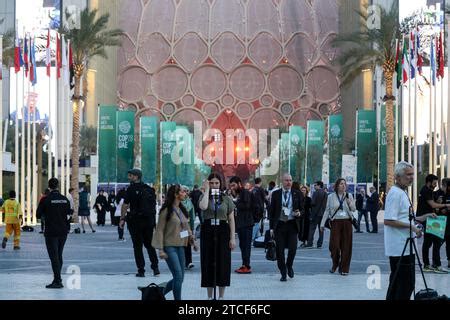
[62,8,122,221]
[1,21,14,67]
[332,2,400,191]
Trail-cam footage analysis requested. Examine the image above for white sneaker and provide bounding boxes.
[188,263,194,269]
[433,266,448,274]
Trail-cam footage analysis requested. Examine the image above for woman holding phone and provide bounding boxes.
[320,178,356,275]
[198,173,236,300]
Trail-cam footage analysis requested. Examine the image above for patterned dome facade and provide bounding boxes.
[118,0,341,131]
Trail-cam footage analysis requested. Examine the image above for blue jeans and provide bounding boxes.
[163,246,185,300]
[252,222,260,240]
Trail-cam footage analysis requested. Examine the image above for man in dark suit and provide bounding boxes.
[269,173,305,281]
[367,186,380,233]
[307,181,327,248]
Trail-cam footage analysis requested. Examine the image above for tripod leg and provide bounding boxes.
[387,238,410,300]
[411,238,429,291]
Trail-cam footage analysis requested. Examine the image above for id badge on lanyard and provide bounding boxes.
[283,192,291,216]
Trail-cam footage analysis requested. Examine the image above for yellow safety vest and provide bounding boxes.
[1,199,22,224]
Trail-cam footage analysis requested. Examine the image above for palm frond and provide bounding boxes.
[333,1,399,87]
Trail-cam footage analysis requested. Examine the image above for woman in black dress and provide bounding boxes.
[299,185,311,247]
[198,173,236,300]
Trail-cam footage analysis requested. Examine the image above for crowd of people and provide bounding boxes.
[1,163,449,300]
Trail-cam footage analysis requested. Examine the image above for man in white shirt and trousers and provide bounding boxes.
[384,162,436,300]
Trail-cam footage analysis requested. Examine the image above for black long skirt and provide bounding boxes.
[200,221,231,287]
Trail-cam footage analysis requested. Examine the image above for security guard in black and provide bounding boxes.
[37,190,71,237]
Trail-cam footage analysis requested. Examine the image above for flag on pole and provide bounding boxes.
[24,36,29,77]
[401,39,409,84]
[56,33,61,79]
[416,28,423,76]
[395,38,402,88]
[30,38,37,86]
[437,31,444,79]
[61,36,69,86]
[14,38,21,73]
[409,31,416,79]
[430,36,436,86]
[46,29,51,77]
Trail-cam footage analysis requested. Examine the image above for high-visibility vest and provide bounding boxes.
[2,199,21,219]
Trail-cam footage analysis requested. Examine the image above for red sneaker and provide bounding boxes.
[236,266,252,274]
[234,266,246,273]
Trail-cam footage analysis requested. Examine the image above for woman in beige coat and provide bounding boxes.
[320,178,356,275]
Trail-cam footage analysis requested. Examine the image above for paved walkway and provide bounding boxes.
[0,211,449,300]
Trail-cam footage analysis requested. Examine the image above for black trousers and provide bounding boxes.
[185,245,192,267]
[357,210,370,232]
[45,235,68,283]
[422,233,443,267]
[97,210,106,225]
[237,226,253,268]
[113,217,124,239]
[275,220,298,276]
[127,216,159,273]
[387,254,415,300]
[369,210,378,232]
[307,214,324,247]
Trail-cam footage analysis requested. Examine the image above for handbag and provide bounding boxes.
[324,207,340,230]
[138,283,166,301]
[265,231,277,261]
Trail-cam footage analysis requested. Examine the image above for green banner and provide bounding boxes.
[116,111,135,183]
[175,126,195,188]
[289,126,306,184]
[306,120,324,184]
[379,105,387,183]
[161,121,177,185]
[140,116,158,184]
[280,133,290,176]
[328,114,343,183]
[357,110,377,183]
[98,106,117,183]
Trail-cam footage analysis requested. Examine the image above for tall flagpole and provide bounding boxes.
[429,36,434,174]
[32,90,37,225]
[54,33,59,181]
[14,37,20,205]
[447,10,450,179]
[65,39,71,196]
[401,83,405,162]
[413,29,418,210]
[440,27,445,179]
[0,34,3,225]
[413,77,418,210]
[48,35,53,180]
[26,83,31,226]
[21,67,25,221]
[408,76,412,199]
[60,35,67,195]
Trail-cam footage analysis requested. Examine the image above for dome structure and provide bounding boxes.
[118,0,341,132]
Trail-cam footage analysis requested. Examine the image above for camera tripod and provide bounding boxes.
[386,192,430,300]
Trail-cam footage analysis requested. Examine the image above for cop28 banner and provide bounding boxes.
[161,121,177,185]
[98,106,117,183]
[140,116,158,184]
[280,133,290,176]
[357,110,377,183]
[116,111,135,183]
[289,126,306,184]
[328,114,343,184]
[306,120,325,184]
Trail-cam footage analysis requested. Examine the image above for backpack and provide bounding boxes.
[251,187,265,222]
[138,283,166,301]
[132,184,156,217]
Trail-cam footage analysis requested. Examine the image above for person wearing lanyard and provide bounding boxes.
[198,173,236,300]
[320,178,357,275]
[152,184,197,300]
[152,184,198,300]
[268,173,304,281]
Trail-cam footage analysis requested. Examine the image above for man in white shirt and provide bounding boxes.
[384,162,436,300]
